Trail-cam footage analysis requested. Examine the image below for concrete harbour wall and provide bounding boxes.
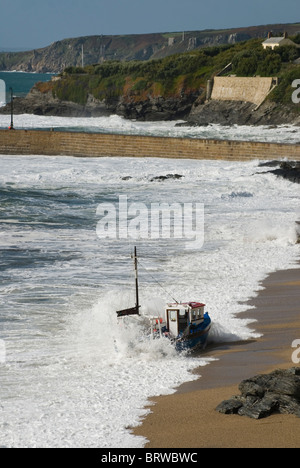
[0,129,300,161]
[211,77,276,106]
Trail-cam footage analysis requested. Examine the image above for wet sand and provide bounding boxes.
[133,266,300,448]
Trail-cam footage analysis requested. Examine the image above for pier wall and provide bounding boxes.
[211,77,276,106]
[0,129,300,161]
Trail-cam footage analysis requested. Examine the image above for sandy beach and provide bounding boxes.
[133,266,300,448]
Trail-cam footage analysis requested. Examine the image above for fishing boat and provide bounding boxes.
[116,247,211,351]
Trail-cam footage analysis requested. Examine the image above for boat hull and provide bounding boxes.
[175,313,211,351]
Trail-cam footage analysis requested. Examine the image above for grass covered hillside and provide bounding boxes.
[42,36,300,110]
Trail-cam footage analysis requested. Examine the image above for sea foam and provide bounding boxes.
[0,143,299,448]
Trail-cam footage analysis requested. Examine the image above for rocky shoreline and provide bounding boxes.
[1,82,300,126]
[0,86,198,121]
[183,99,300,126]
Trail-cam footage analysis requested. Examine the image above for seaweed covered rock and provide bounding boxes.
[216,368,300,419]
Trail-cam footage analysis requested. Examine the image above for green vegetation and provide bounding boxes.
[268,66,300,105]
[229,39,299,76]
[54,51,219,105]
[50,37,300,107]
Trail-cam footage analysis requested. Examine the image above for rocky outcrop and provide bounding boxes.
[0,84,198,120]
[184,99,300,126]
[1,88,116,117]
[216,368,300,419]
[259,161,300,183]
[116,93,198,121]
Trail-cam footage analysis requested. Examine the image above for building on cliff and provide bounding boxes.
[262,32,300,50]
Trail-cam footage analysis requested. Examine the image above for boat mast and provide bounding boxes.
[116,246,140,317]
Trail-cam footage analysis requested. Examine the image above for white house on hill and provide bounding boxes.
[262,32,300,50]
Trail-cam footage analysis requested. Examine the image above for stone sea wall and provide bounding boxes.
[0,129,300,161]
[210,77,276,106]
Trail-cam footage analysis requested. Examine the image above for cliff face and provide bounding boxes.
[1,23,300,73]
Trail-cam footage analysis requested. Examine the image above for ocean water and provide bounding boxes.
[0,141,299,447]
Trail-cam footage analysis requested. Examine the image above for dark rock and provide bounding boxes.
[267,375,300,399]
[268,161,300,184]
[258,161,300,184]
[237,393,279,419]
[216,397,243,415]
[116,94,198,121]
[183,100,300,127]
[216,368,300,420]
[150,174,184,182]
[238,379,265,398]
[186,100,256,126]
[258,160,282,168]
[276,394,300,417]
[285,367,300,376]
[241,370,300,399]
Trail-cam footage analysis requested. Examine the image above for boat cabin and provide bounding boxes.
[165,302,205,338]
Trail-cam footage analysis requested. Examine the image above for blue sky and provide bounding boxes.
[0,0,299,50]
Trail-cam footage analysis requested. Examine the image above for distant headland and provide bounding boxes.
[1,22,300,126]
[1,23,300,73]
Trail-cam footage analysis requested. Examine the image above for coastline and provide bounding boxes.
[133,264,300,448]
